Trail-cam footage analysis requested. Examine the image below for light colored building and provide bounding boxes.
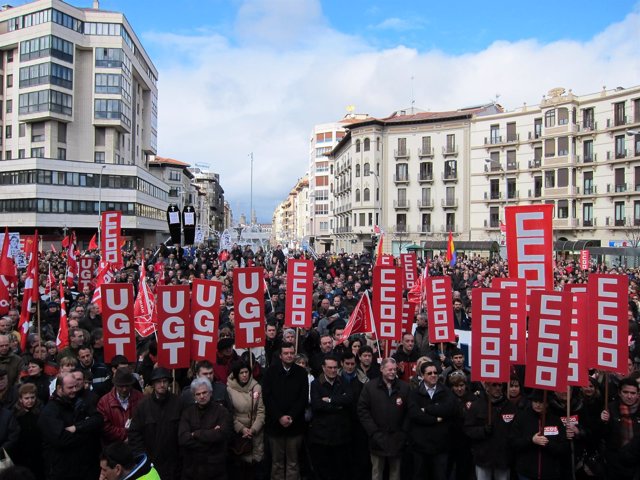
[271,176,308,249]
[0,0,165,245]
[188,166,226,235]
[470,85,640,249]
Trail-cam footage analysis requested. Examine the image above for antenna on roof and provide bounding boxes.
[410,76,415,114]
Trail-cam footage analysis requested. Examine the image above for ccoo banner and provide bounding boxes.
[400,253,418,289]
[471,289,511,383]
[372,266,403,341]
[101,211,123,269]
[424,276,456,343]
[492,278,527,365]
[284,259,314,329]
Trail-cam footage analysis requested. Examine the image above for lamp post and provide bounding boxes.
[97,164,107,252]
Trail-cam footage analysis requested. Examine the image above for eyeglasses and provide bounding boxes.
[425,371,438,376]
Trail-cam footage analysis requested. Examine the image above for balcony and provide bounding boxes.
[441,198,458,208]
[606,183,628,193]
[335,226,352,233]
[441,224,459,233]
[442,171,458,182]
[484,191,503,201]
[442,145,458,157]
[394,224,408,233]
[581,218,597,228]
[485,135,503,146]
[553,218,579,229]
[576,153,597,164]
[484,219,500,229]
[576,185,597,196]
[528,131,543,141]
[606,116,628,130]
[417,224,433,234]
[417,173,434,183]
[394,149,410,159]
[393,199,410,209]
[484,163,503,173]
[393,174,410,184]
[485,134,520,146]
[506,162,519,172]
[528,189,542,198]
[528,159,542,169]
[418,147,434,158]
[417,198,434,209]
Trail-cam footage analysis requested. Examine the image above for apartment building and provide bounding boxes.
[271,176,308,249]
[0,0,165,245]
[470,85,640,247]
[188,166,226,234]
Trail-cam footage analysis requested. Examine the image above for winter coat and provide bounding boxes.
[38,392,103,480]
[21,373,51,404]
[226,375,265,463]
[129,392,182,480]
[463,392,517,469]
[0,407,19,453]
[407,382,457,454]
[357,376,409,457]
[510,404,570,480]
[262,363,309,437]
[96,387,144,444]
[122,453,161,480]
[309,374,353,445]
[178,400,232,480]
[599,400,640,479]
[13,406,44,479]
[0,353,22,386]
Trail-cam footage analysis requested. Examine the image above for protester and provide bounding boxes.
[99,441,160,480]
[97,367,144,445]
[12,383,45,479]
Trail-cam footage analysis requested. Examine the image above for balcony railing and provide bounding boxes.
[441,198,458,208]
[417,199,433,208]
[418,173,434,183]
[442,171,458,181]
[441,224,459,233]
[393,199,409,209]
[394,149,410,159]
[528,159,542,169]
[417,224,433,234]
[393,174,410,183]
[418,147,434,158]
[442,145,458,156]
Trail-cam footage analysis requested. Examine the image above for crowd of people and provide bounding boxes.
[0,242,639,479]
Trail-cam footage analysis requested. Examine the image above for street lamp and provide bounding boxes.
[97,164,107,251]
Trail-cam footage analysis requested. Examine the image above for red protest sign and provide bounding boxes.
[401,301,413,335]
[579,250,590,270]
[505,205,554,293]
[284,259,313,329]
[525,291,572,391]
[234,267,265,348]
[492,278,527,365]
[400,253,418,289]
[379,254,395,266]
[101,284,136,363]
[156,285,191,369]
[191,279,222,362]
[373,266,403,341]
[587,274,629,374]
[424,276,456,343]
[78,256,95,292]
[565,285,589,387]
[101,211,123,269]
[471,289,511,383]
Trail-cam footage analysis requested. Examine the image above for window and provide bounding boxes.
[507,178,516,199]
[583,203,593,226]
[19,62,73,89]
[4,151,10,160]
[421,187,431,204]
[544,170,555,188]
[94,99,131,128]
[368,213,373,226]
[490,124,500,144]
[355,139,360,152]
[363,163,370,176]
[614,102,626,126]
[319,221,328,232]
[544,110,555,127]
[506,150,517,170]
[490,179,500,199]
[421,136,431,154]
[359,213,365,225]
[363,188,370,202]
[615,201,625,226]
[506,122,517,142]
[363,138,370,151]
[421,213,431,232]
[95,127,105,146]
[5,100,11,114]
[444,160,456,179]
[557,108,568,125]
[18,149,25,159]
[557,199,569,218]
[397,138,406,156]
[18,89,72,116]
[446,212,456,232]
[557,137,568,156]
[31,147,44,158]
[395,163,408,181]
[6,50,13,63]
[635,201,640,226]
[615,168,626,192]
[95,73,131,101]
[31,122,44,142]
[396,214,407,231]
[397,188,407,207]
[419,162,432,181]
[58,122,66,143]
[168,170,181,181]
[583,171,594,194]
[583,140,593,162]
[57,148,66,160]
[355,189,360,202]
[534,118,542,138]
[545,138,555,157]
[583,108,595,129]
[94,151,105,163]
[615,135,626,158]
[489,207,499,228]
[557,168,568,188]
[6,75,12,88]
[446,134,456,153]
[18,123,25,137]
[314,204,328,215]
[5,125,11,139]
[355,164,360,177]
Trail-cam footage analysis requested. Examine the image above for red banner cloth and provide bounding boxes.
[579,250,590,270]
[505,205,554,293]
[524,290,572,391]
[564,285,589,387]
[78,256,95,292]
[191,279,222,362]
[400,253,418,289]
[337,291,374,344]
[424,276,456,343]
[587,274,629,374]
[471,289,511,383]
[156,285,191,369]
[373,266,403,341]
[284,259,314,329]
[234,267,265,348]
[492,278,527,365]
[101,211,123,269]
[101,284,136,364]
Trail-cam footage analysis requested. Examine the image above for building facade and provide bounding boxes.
[188,166,226,235]
[0,0,165,245]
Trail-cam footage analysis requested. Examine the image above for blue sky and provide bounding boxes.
[16,0,640,223]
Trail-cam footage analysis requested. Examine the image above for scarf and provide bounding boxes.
[619,402,638,446]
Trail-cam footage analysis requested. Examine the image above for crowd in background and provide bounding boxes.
[0,242,638,479]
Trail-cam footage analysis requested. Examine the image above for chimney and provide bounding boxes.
[93,0,99,9]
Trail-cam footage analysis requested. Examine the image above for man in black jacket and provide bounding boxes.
[129,367,181,480]
[38,372,104,480]
[262,342,309,480]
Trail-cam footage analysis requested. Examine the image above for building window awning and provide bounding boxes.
[554,239,601,251]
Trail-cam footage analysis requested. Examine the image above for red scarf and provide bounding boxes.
[619,402,638,446]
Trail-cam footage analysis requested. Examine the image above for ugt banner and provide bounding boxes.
[284,259,313,329]
[565,285,589,387]
[372,266,403,341]
[191,279,222,361]
[492,278,527,365]
[424,276,456,343]
[101,211,123,269]
[505,205,554,292]
[156,285,191,369]
[587,274,629,374]
[101,284,136,363]
[525,290,571,391]
[234,267,265,348]
[471,289,511,383]
[78,256,95,292]
[400,253,418,289]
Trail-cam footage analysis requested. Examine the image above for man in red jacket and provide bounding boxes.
[97,367,144,445]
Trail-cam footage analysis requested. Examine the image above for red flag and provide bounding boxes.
[284,259,313,329]
[471,289,511,383]
[0,227,17,283]
[234,267,265,348]
[66,231,78,287]
[18,230,39,351]
[56,281,69,349]
[337,291,374,344]
[0,279,9,317]
[446,231,457,266]
[61,235,70,248]
[374,234,385,266]
[133,260,156,337]
[88,233,98,251]
[156,285,191,368]
[50,244,57,253]
[44,265,56,295]
[424,276,456,343]
[91,261,114,312]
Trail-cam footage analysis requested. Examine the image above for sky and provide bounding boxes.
[21,0,640,222]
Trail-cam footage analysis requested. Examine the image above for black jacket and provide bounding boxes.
[309,375,353,445]
[129,392,182,480]
[599,400,640,479]
[357,376,409,457]
[262,363,309,436]
[407,382,457,454]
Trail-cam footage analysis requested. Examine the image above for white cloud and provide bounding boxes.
[147,2,640,222]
